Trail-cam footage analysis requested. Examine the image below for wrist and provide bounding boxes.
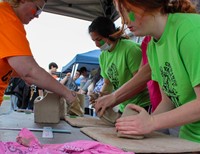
[66,91,77,104]
[150,115,158,132]
[112,92,118,106]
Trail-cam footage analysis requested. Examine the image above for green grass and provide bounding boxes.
[3,95,10,100]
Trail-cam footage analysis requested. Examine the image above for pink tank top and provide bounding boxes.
[141,36,161,112]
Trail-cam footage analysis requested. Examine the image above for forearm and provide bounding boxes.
[153,86,200,130]
[8,56,76,102]
[152,87,174,115]
[152,100,174,115]
[152,100,200,130]
[26,67,74,99]
[114,63,151,104]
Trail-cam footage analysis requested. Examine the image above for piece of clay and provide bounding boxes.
[117,105,144,139]
[100,108,121,126]
[34,92,60,123]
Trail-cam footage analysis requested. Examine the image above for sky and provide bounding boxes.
[25,12,122,72]
[25,12,98,72]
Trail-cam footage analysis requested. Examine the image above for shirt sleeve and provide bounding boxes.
[0,19,32,58]
[179,28,200,87]
[125,42,142,74]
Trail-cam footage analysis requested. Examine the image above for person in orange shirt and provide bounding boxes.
[48,62,58,79]
[0,0,77,105]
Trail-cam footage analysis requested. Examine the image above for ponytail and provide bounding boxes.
[162,0,197,14]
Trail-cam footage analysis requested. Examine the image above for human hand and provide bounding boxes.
[88,91,110,108]
[89,92,99,108]
[66,91,79,105]
[95,93,117,117]
[115,104,155,135]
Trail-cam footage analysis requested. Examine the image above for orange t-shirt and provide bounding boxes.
[0,2,32,104]
[52,75,58,79]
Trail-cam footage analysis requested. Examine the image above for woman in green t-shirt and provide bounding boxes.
[114,0,200,143]
[88,16,150,113]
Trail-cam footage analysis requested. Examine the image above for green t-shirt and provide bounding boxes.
[147,13,200,143]
[100,39,150,112]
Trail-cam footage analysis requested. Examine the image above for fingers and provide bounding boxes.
[116,123,134,131]
[93,92,111,117]
[116,122,143,135]
[98,106,106,117]
[94,102,102,116]
[116,115,134,123]
[94,99,106,117]
[115,106,153,135]
[89,92,99,108]
[115,118,139,134]
[90,100,96,108]
[117,130,140,135]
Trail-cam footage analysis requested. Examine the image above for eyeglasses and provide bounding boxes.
[35,2,46,16]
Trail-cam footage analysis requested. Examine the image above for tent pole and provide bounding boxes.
[71,63,79,79]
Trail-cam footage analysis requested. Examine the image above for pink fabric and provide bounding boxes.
[141,36,151,65]
[0,128,134,154]
[141,36,161,112]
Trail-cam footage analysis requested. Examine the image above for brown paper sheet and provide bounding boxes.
[80,127,200,153]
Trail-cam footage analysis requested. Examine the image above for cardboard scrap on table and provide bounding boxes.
[65,116,112,128]
[80,127,200,153]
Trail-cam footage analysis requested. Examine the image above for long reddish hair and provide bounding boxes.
[113,0,197,35]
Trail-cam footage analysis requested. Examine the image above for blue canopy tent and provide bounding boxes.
[61,49,101,75]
